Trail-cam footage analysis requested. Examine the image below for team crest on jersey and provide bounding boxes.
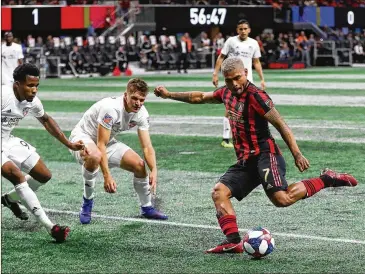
[237,102,244,112]
[102,113,113,126]
[23,107,30,116]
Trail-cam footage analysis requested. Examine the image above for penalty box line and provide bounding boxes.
[45,208,365,245]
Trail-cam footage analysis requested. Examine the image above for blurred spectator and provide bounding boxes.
[103,8,114,29]
[176,35,190,73]
[116,0,130,24]
[296,31,311,66]
[161,37,175,53]
[69,45,83,74]
[213,32,225,56]
[35,36,44,48]
[200,31,211,52]
[279,41,291,61]
[353,42,364,63]
[87,21,96,37]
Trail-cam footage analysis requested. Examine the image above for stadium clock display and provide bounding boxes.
[155,7,274,30]
[189,8,227,26]
[12,7,61,31]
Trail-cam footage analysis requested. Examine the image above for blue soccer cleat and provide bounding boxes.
[79,196,94,224]
[141,206,168,220]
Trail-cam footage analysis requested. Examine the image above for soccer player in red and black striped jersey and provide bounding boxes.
[154,56,358,254]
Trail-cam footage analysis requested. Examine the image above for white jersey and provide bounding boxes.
[1,85,44,142]
[221,36,261,82]
[71,96,150,144]
[1,43,24,86]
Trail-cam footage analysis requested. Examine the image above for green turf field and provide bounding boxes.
[2,68,365,273]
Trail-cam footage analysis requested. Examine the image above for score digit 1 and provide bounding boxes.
[32,8,39,26]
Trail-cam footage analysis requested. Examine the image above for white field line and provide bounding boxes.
[279,74,365,79]
[17,125,365,144]
[37,93,365,106]
[39,81,365,90]
[45,208,365,245]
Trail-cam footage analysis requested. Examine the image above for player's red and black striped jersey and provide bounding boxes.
[213,81,281,162]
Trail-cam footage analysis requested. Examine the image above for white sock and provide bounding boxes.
[133,176,152,207]
[15,182,54,232]
[83,165,99,200]
[7,175,44,203]
[223,117,231,139]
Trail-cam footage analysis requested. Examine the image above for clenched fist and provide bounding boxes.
[154,86,170,99]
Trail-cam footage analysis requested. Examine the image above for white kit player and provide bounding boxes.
[69,78,168,224]
[1,63,84,242]
[2,32,24,87]
[212,19,266,148]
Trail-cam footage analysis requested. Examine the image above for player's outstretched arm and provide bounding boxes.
[154,86,220,104]
[264,108,310,172]
[138,129,157,194]
[37,113,84,151]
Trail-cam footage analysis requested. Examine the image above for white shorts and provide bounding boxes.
[69,133,131,168]
[1,136,40,173]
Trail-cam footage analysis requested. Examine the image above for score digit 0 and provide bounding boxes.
[347,11,354,25]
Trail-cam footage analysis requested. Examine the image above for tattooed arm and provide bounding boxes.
[264,108,310,172]
[154,85,220,104]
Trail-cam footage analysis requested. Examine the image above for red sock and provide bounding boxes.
[218,215,239,236]
[302,178,325,198]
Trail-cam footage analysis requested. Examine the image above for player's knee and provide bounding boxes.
[37,172,52,184]
[85,150,102,167]
[133,160,146,177]
[2,163,25,184]
[271,195,291,207]
[211,183,230,202]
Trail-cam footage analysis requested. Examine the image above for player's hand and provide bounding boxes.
[149,169,157,195]
[68,140,85,151]
[212,73,219,87]
[260,80,266,90]
[104,176,117,193]
[294,153,310,172]
[154,86,170,99]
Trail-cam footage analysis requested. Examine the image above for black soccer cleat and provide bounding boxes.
[51,224,70,243]
[1,194,29,220]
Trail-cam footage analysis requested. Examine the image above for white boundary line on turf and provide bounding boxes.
[45,208,365,245]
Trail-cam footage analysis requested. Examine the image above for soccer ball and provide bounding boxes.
[243,227,275,258]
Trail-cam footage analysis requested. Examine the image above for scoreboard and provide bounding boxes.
[2,6,365,32]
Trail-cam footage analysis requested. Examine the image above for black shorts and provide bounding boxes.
[219,153,288,201]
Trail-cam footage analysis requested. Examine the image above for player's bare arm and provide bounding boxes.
[97,124,117,193]
[154,86,220,104]
[253,58,266,89]
[264,108,310,172]
[37,112,84,151]
[138,129,157,193]
[212,53,226,87]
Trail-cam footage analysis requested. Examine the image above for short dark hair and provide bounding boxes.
[127,78,149,96]
[13,63,40,82]
[237,19,250,27]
